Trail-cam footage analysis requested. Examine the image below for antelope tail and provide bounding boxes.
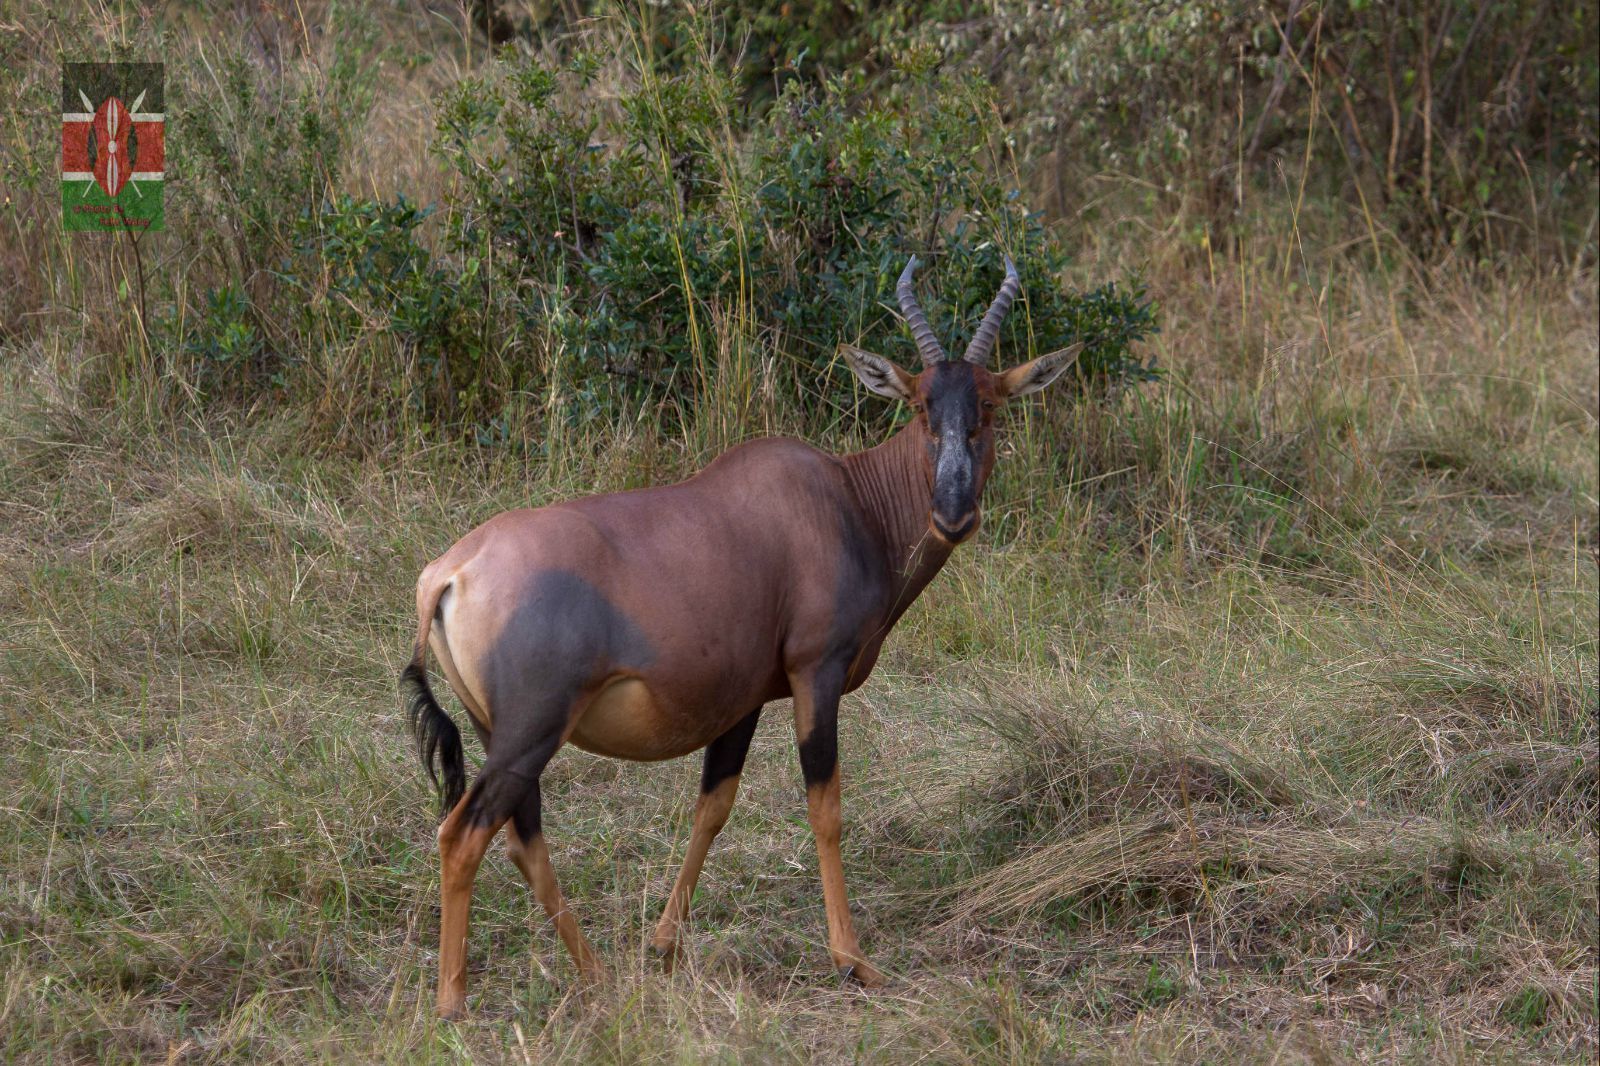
[402,577,466,817]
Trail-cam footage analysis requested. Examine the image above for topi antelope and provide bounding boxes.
[403,256,1083,1019]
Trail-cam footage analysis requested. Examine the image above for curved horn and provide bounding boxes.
[963,255,1021,366]
[897,256,946,367]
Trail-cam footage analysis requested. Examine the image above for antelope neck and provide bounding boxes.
[841,420,954,591]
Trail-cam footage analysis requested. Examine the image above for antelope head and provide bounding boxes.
[842,256,1084,544]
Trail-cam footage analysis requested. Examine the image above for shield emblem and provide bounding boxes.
[92,95,134,199]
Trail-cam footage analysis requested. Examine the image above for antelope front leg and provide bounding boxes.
[651,707,762,965]
[790,667,885,987]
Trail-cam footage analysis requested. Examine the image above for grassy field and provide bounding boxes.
[2,5,1596,1064]
[4,230,1594,1063]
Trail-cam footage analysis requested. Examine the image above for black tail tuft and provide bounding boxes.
[402,660,465,818]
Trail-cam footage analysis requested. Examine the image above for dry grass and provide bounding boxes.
[1,4,1595,1064]
[2,245,1592,1061]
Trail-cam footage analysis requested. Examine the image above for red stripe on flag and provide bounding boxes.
[132,120,164,173]
[62,121,91,171]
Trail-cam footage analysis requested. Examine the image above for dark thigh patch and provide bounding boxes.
[481,570,656,759]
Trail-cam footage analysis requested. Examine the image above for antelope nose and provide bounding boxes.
[932,510,977,542]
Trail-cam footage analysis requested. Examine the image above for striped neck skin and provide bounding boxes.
[842,421,955,595]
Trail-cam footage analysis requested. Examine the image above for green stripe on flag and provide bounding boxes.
[62,179,163,232]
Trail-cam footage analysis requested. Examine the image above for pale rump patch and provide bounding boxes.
[429,579,493,732]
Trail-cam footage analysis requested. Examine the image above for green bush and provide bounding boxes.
[292,196,487,418]
[423,42,1157,431]
[157,12,1156,437]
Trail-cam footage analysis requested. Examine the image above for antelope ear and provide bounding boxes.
[840,344,916,402]
[996,342,1085,398]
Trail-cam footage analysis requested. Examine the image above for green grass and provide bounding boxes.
[2,243,1594,1061]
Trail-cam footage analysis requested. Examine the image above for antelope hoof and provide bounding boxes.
[837,960,886,988]
[436,1000,467,1023]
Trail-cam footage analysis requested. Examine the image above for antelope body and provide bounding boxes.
[404,258,1082,1019]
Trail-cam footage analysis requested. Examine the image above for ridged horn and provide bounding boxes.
[897,256,946,367]
[963,255,1021,366]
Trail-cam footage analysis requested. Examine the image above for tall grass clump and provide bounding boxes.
[637,1,1600,258]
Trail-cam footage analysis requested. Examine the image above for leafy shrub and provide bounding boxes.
[181,285,263,382]
[426,39,1157,430]
[158,11,1156,437]
[293,196,486,419]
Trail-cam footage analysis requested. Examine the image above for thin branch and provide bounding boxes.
[1244,0,1310,163]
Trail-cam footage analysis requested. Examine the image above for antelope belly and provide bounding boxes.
[566,677,722,761]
